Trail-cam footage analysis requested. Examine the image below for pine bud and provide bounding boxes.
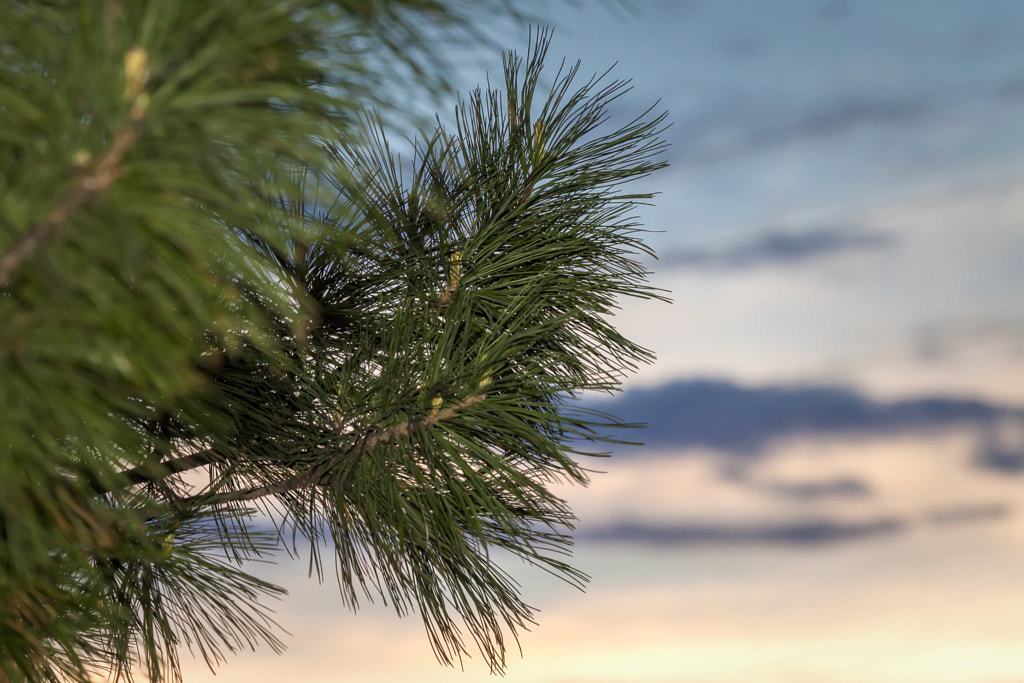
[124,47,150,102]
[533,120,546,157]
[449,250,462,286]
[158,532,174,561]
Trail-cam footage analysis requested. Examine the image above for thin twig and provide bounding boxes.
[119,449,223,487]
[0,124,140,285]
[437,281,459,309]
[191,393,488,508]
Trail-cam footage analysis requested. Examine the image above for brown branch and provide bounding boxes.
[1,38,149,287]
[437,281,459,310]
[0,124,141,285]
[80,449,222,502]
[120,449,223,487]
[189,393,489,509]
[435,250,462,312]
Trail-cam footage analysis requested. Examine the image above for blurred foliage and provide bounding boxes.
[0,2,666,680]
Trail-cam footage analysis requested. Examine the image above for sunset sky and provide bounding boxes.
[184,2,1024,681]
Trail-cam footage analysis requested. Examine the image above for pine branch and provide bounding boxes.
[0,124,140,285]
[2,14,667,678]
[187,393,488,508]
[94,391,487,504]
[0,44,148,288]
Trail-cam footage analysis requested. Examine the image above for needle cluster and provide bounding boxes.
[0,4,666,680]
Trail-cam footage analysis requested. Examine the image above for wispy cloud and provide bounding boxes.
[759,476,873,500]
[582,504,1012,549]
[911,316,1024,363]
[926,503,1010,526]
[658,226,895,271]
[583,517,905,547]
[673,96,938,166]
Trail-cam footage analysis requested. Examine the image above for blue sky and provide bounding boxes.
[184,3,1024,682]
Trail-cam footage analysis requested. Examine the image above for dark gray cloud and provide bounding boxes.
[582,517,904,548]
[659,227,894,270]
[585,378,1024,455]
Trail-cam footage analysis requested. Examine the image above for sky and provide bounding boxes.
[183,2,1024,682]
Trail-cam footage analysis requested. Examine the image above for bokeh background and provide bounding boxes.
[185,2,1024,681]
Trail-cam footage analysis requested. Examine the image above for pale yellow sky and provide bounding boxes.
[175,424,1024,683]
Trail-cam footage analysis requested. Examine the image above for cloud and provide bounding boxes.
[658,226,895,271]
[911,316,1024,363]
[974,444,1024,474]
[759,476,872,500]
[970,419,1024,474]
[925,503,1010,526]
[581,504,1012,549]
[586,378,1024,455]
[676,96,936,165]
[666,69,1024,168]
[583,517,905,547]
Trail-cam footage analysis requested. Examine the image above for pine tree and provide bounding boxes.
[0,3,667,681]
